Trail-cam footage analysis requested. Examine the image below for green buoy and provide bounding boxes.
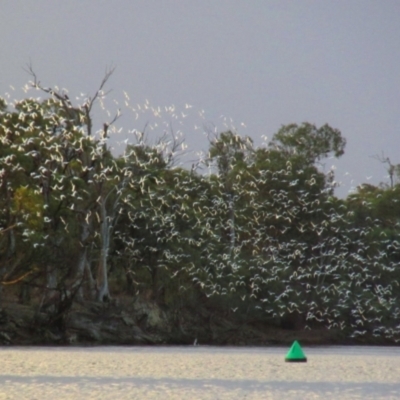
[285,340,307,362]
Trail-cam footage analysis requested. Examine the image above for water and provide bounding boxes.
[0,346,399,399]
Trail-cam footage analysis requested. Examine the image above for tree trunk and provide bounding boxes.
[96,248,110,301]
[85,260,96,299]
[96,199,110,301]
[75,247,87,301]
[39,264,58,312]
[7,227,16,257]
[75,220,90,301]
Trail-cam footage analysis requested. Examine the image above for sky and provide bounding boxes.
[1,1,400,197]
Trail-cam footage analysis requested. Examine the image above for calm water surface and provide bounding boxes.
[0,346,399,399]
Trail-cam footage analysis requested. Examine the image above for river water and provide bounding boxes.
[0,345,399,399]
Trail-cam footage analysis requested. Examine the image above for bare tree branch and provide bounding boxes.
[372,152,395,188]
[0,224,17,235]
[83,66,116,136]
[24,63,118,137]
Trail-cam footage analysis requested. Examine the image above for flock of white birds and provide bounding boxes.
[1,79,400,342]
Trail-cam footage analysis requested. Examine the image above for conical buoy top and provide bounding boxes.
[285,340,307,362]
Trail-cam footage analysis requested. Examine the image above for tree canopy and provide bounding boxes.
[1,77,400,342]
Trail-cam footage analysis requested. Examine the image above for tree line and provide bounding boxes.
[1,73,400,341]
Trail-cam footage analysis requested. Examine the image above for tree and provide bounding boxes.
[269,122,346,165]
[14,66,123,303]
[373,153,400,189]
[207,130,254,258]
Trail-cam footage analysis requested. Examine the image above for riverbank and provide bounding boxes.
[0,296,391,347]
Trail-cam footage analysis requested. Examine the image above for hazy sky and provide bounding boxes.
[1,1,400,197]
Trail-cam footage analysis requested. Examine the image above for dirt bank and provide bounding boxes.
[0,296,377,347]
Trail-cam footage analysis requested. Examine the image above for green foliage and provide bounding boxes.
[269,122,346,164]
[2,82,400,342]
[12,186,44,230]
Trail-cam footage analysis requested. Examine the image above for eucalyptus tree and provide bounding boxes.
[0,67,131,306]
[0,95,75,301]
[185,123,351,328]
[269,122,346,166]
[116,130,203,306]
[341,183,400,336]
[206,131,255,262]
[4,74,400,343]
[247,125,400,339]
